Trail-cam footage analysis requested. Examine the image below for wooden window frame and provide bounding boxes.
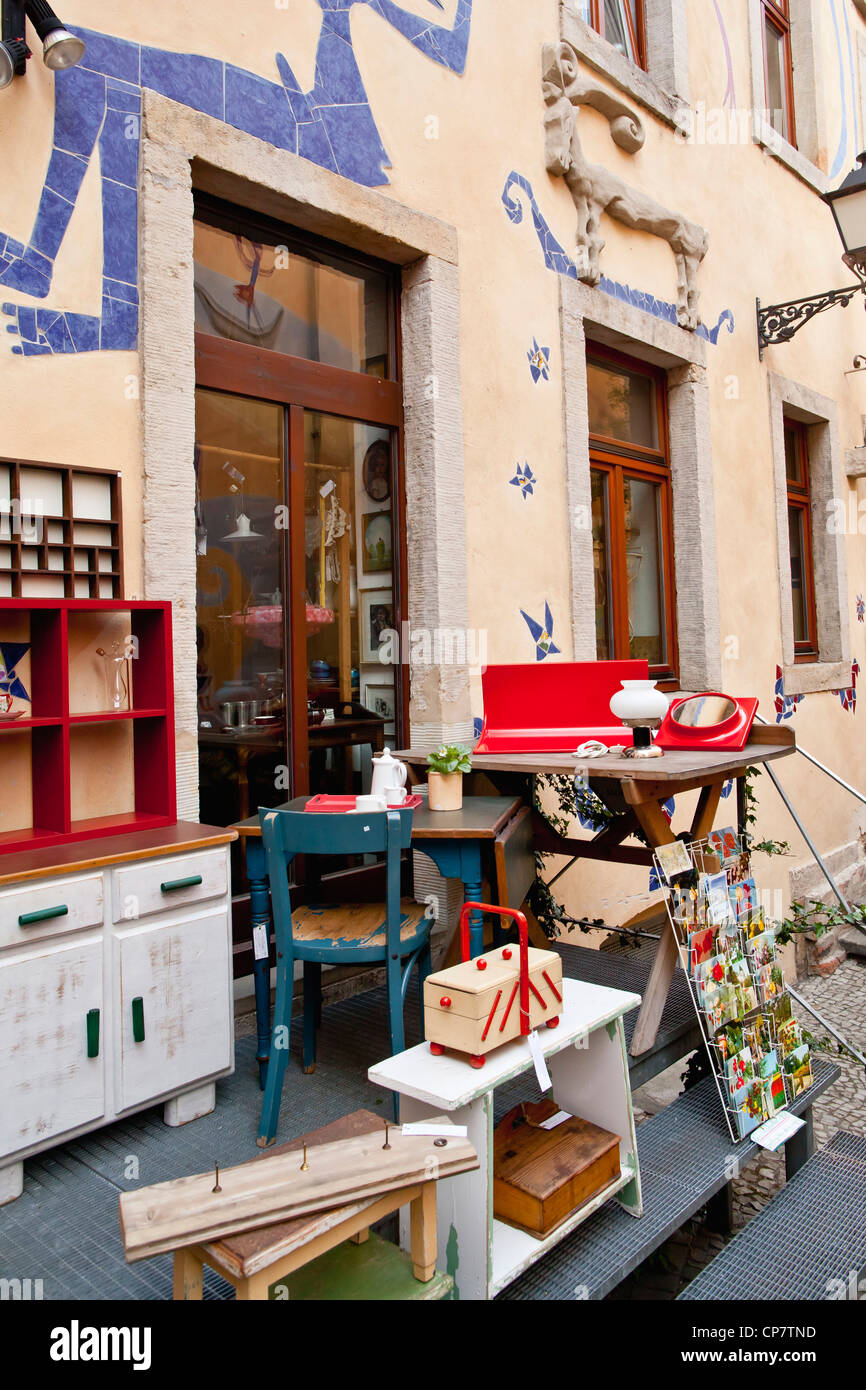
[587,343,678,687]
[193,194,409,800]
[784,417,819,662]
[585,0,647,71]
[761,0,797,149]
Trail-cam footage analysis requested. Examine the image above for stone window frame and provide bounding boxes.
[138,90,473,818]
[747,0,830,193]
[767,373,851,694]
[560,277,722,692]
[560,0,691,129]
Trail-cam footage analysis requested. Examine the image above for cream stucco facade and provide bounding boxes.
[2,0,866,954]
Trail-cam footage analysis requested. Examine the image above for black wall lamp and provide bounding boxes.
[0,0,85,90]
[757,153,866,359]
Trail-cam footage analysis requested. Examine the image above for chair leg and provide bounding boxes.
[303,961,321,1074]
[386,953,406,1122]
[257,949,294,1148]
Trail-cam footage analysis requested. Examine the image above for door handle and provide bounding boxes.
[19,904,68,926]
[131,996,146,1043]
[160,875,203,894]
[86,1008,100,1059]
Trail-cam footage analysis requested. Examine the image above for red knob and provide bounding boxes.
[440,996,452,1008]
[502,948,512,960]
[476,959,487,971]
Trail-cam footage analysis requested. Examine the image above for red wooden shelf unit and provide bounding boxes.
[0,599,176,854]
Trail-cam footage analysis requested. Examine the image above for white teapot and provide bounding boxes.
[371,747,408,800]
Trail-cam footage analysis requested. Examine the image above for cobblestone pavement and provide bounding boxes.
[609,957,866,1300]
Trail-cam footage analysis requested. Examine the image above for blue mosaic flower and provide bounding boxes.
[857,594,865,623]
[527,337,550,383]
[509,462,536,498]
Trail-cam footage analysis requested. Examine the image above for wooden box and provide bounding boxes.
[423,944,563,1061]
[493,1099,621,1238]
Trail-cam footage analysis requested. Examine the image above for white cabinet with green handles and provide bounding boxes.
[0,826,235,1206]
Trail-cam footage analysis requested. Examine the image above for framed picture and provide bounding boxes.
[362,511,392,573]
[362,438,391,503]
[360,588,395,663]
[361,679,396,724]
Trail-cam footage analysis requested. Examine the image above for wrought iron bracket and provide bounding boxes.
[757,261,866,358]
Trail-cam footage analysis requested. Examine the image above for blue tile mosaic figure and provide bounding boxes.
[0,1,473,355]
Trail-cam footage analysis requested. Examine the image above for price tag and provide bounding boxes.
[252,924,269,961]
[539,1109,572,1130]
[527,1030,552,1093]
[401,1122,468,1138]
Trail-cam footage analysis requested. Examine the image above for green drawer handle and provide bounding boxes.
[86,1008,100,1059]
[131,996,145,1044]
[18,905,68,926]
[160,875,203,894]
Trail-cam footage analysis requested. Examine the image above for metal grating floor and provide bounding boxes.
[0,940,753,1302]
[497,1056,840,1301]
[678,1133,866,1301]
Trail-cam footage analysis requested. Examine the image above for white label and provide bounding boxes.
[401,1122,469,1138]
[539,1109,572,1130]
[252,924,269,961]
[752,1111,805,1151]
[528,1030,552,1092]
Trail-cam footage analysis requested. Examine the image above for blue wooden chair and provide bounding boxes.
[256,805,433,1147]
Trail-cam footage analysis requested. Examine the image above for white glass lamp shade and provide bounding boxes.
[221,512,263,541]
[610,679,669,725]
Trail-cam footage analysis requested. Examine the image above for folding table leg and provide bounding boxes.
[173,1247,203,1300]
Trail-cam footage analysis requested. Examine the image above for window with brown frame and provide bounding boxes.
[579,0,647,69]
[587,345,677,685]
[761,0,796,147]
[784,418,819,661]
[192,194,407,814]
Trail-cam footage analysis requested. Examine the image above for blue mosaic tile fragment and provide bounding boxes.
[104,278,139,306]
[44,149,89,204]
[142,46,225,121]
[298,120,338,173]
[225,65,295,147]
[101,294,138,351]
[99,108,140,189]
[53,64,107,157]
[101,181,138,286]
[76,28,141,85]
[67,313,101,353]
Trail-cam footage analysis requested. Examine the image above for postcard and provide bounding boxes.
[707,827,740,865]
[704,871,735,927]
[746,928,776,971]
[656,839,693,883]
[762,1069,787,1117]
[758,962,784,1004]
[725,1045,754,1104]
[688,926,716,976]
[733,1080,766,1139]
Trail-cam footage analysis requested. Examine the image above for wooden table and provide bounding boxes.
[397,726,796,1056]
[233,793,524,1086]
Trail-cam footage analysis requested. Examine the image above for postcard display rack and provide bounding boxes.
[655,831,815,1143]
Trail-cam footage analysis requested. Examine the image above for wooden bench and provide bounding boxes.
[172,1110,453,1301]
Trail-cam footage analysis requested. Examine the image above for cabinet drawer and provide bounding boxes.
[113,849,228,923]
[0,874,104,952]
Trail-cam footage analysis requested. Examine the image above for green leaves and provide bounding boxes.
[426,744,473,775]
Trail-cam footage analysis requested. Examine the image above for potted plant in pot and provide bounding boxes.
[426,744,473,811]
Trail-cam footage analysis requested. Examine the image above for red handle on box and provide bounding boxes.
[459,903,530,1037]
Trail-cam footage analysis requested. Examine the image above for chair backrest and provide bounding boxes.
[258,806,409,950]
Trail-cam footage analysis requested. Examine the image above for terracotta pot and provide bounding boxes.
[427,770,463,811]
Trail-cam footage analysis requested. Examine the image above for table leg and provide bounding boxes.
[173,1247,203,1301]
[246,837,272,1090]
[412,839,485,958]
[785,1106,814,1179]
[410,1181,438,1282]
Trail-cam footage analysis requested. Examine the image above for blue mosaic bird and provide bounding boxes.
[509,462,536,498]
[520,602,560,661]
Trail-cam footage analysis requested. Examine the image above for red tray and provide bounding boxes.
[304,794,423,813]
